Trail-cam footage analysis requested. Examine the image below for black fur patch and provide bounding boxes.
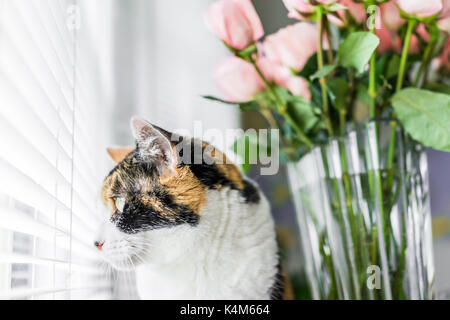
[188,163,235,190]
[111,193,199,234]
[179,140,239,190]
[241,179,261,204]
[269,261,284,300]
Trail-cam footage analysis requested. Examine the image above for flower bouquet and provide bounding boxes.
[204,0,450,300]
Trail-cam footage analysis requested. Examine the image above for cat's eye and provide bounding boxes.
[114,197,126,214]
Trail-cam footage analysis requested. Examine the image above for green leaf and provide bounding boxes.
[326,3,347,12]
[375,52,389,80]
[337,32,380,73]
[386,54,400,79]
[203,95,237,105]
[310,64,337,80]
[356,83,371,106]
[327,78,349,111]
[253,91,277,110]
[309,83,322,109]
[271,85,291,105]
[239,101,260,112]
[297,52,333,78]
[203,95,263,112]
[286,95,320,134]
[392,88,450,152]
[236,44,258,59]
[270,85,320,135]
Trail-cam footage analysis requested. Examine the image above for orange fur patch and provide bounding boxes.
[161,166,207,214]
[107,147,135,164]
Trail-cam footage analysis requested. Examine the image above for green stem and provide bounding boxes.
[396,19,418,92]
[250,58,313,149]
[413,42,433,87]
[414,28,438,88]
[260,109,279,131]
[319,234,339,299]
[369,53,377,118]
[367,0,377,118]
[339,110,346,137]
[323,15,334,66]
[316,6,334,136]
[393,211,407,299]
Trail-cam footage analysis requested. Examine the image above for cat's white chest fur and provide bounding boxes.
[134,186,278,299]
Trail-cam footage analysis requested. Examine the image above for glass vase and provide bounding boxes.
[287,120,435,300]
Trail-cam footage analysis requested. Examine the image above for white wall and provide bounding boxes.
[109,0,239,147]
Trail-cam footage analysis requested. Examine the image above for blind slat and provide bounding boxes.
[0,36,74,139]
[0,205,97,259]
[0,74,73,177]
[0,117,72,201]
[0,117,102,224]
[0,285,111,300]
[0,158,97,234]
[2,4,74,116]
[0,252,101,274]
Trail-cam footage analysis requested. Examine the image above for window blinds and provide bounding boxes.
[0,0,112,299]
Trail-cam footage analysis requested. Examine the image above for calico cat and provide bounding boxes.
[95,117,291,299]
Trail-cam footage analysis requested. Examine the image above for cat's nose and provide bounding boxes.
[94,241,104,250]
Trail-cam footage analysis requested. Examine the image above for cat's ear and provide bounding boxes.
[106,147,134,164]
[130,117,177,175]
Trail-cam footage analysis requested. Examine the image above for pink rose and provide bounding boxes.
[408,34,420,54]
[397,0,443,18]
[283,0,337,16]
[282,0,315,19]
[439,16,450,33]
[438,0,450,32]
[283,0,343,25]
[257,57,311,100]
[205,0,264,50]
[276,68,312,100]
[379,1,405,30]
[256,57,277,83]
[376,28,402,54]
[213,57,266,103]
[440,0,450,17]
[438,38,450,71]
[337,0,366,24]
[263,23,327,72]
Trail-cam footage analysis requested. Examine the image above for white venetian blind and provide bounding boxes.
[0,0,113,299]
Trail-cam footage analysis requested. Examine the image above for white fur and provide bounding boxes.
[97,181,278,300]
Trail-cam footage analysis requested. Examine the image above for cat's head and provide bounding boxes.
[95,117,249,270]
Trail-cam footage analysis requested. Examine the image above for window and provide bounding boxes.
[0,0,113,299]
[0,0,240,300]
